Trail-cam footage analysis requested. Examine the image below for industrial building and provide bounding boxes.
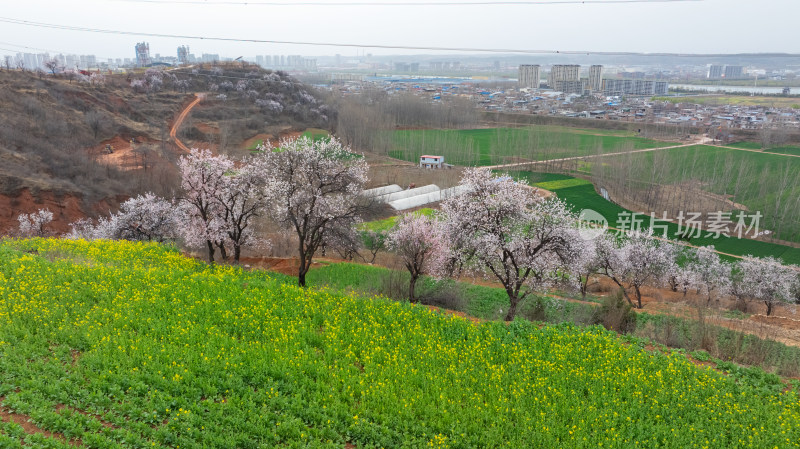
[603,79,669,96]
[724,65,744,79]
[135,42,151,67]
[708,65,745,79]
[518,64,541,89]
[708,65,723,79]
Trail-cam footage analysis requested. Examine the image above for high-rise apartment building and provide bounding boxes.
[708,65,723,79]
[550,64,580,83]
[589,65,603,92]
[518,64,541,89]
[177,46,190,65]
[550,64,582,94]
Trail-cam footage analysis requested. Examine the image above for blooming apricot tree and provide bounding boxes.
[688,246,732,303]
[570,234,605,299]
[109,193,179,242]
[596,231,677,309]
[734,256,796,316]
[387,213,447,303]
[212,157,270,262]
[440,168,578,321]
[258,137,368,287]
[177,149,233,263]
[17,209,54,237]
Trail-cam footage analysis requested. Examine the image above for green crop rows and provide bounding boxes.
[387,126,676,166]
[505,170,800,265]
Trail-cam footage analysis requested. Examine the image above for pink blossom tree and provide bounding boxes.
[177,149,233,263]
[258,137,368,287]
[211,158,270,263]
[386,213,447,303]
[17,209,54,237]
[596,231,677,309]
[440,168,579,321]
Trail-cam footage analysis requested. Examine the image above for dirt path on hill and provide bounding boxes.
[171,94,204,153]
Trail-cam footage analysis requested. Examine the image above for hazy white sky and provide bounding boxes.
[1,0,798,60]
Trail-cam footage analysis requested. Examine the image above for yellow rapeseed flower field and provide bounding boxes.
[0,238,798,448]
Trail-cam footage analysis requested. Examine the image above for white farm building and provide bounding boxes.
[419,155,444,169]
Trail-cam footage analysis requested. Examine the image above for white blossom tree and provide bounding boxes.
[440,168,578,321]
[65,194,178,242]
[596,231,677,309]
[688,246,732,303]
[17,209,54,237]
[177,149,233,263]
[386,213,447,303]
[258,137,368,287]
[66,218,101,240]
[110,193,179,242]
[570,234,605,299]
[734,256,796,316]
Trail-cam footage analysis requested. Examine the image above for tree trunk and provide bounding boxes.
[233,245,241,264]
[580,275,589,299]
[504,294,520,321]
[634,285,643,309]
[610,276,636,309]
[765,301,773,316]
[218,244,228,261]
[298,242,309,288]
[206,240,215,264]
[409,274,418,303]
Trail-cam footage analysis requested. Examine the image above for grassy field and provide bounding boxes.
[388,126,678,166]
[2,239,800,448]
[507,170,800,265]
[577,144,800,243]
[656,95,800,109]
[359,208,435,232]
[727,141,800,155]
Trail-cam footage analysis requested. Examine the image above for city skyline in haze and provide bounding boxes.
[1,0,799,62]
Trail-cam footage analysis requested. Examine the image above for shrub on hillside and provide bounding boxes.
[592,289,638,334]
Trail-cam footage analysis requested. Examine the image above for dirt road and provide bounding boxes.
[171,93,204,153]
[484,142,699,171]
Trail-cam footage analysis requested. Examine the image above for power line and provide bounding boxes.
[113,0,701,5]
[1,16,797,57]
